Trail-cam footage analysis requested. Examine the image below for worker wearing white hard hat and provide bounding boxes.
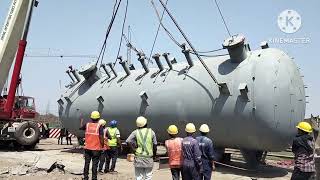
[196,124,216,180]
[126,116,157,180]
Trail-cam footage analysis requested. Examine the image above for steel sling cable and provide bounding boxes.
[147,0,169,66]
[113,0,129,67]
[190,52,229,58]
[213,0,232,37]
[150,1,181,49]
[157,0,220,85]
[96,0,123,66]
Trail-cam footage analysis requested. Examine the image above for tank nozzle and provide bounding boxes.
[152,53,164,72]
[100,64,111,79]
[138,52,149,73]
[181,43,194,67]
[162,53,173,70]
[118,56,131,77]
[106,63,117,78]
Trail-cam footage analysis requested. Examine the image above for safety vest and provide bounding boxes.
[135,128,153,157]
[107,127,118,147]
[165,137,183,167]
[103,128,110,150]
[84,122,101,150]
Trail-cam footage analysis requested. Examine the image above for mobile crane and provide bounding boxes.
[0,0,39,149]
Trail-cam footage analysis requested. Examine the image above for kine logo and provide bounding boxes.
[278,9,302,34]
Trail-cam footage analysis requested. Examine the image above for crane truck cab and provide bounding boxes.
[0,0,40,149]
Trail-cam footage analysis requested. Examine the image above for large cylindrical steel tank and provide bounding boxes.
[59,40,305,152]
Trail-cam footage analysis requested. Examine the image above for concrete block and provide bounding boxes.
[0,168,9,175]
[11,165,28,175]
[35,157,57,171]
[64,163,83,175]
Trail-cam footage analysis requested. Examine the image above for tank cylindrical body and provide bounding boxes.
[59,48,305,151]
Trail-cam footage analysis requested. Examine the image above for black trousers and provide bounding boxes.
[98,150,108,171]
[106,146,118,171]
[171,168,182,180]
[83,149,101,180]
[182,165,200,180]
[291,168,315,180]
[201,159,213,180]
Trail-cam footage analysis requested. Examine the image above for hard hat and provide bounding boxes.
[91,111,100,120]
[98,119,106,126]
[185,123,196,133]
[136,116,147,127]
[167,125,178,135]
[296,121,312,133]
[109,120,118,127]
[199,124,210,133]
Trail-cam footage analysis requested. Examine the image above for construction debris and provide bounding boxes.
[0,138,294,179]
[0,168,9,175]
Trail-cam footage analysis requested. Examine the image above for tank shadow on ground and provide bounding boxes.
[216,161,289,179]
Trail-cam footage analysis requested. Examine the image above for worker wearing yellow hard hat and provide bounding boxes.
[197,124,216,180]
[126,116,157,180]
[291,121,315,179]
[79,111,104,180]
[165,125,183,180]
[181,123,202,179]
[97,119,110,174]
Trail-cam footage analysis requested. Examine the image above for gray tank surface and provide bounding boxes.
[58,36,305,152]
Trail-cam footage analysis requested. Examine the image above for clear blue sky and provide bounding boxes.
[0,0,319,117]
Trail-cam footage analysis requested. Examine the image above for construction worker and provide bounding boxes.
[58,128,66,145]
[66,129,72,145]
[79,111,104,180]
[291,121,316,180]
[98,119,109,173]
[165,125,183,180]
[181,123,202,180]
[196,124,215,180]
[126,116,157,180]
[105,120,121,173]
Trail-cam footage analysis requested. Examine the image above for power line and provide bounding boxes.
[213,0,231,37]
[24,54,97,59]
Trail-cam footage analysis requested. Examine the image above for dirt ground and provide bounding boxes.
[0,138,293,180]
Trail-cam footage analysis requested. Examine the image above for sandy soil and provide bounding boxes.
[0,138,292,180]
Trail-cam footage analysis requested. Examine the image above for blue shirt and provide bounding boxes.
[196,136,215,161]
[182,136,202,168]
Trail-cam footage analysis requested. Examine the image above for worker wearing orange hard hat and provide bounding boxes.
[79,111,104,180]
[291,121,316,180]
[165,125,183,180]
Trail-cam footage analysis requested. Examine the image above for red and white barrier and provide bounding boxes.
[49,128,61,138]
[49,128,76,138]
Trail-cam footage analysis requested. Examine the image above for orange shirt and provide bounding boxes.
[165,137,183,168]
